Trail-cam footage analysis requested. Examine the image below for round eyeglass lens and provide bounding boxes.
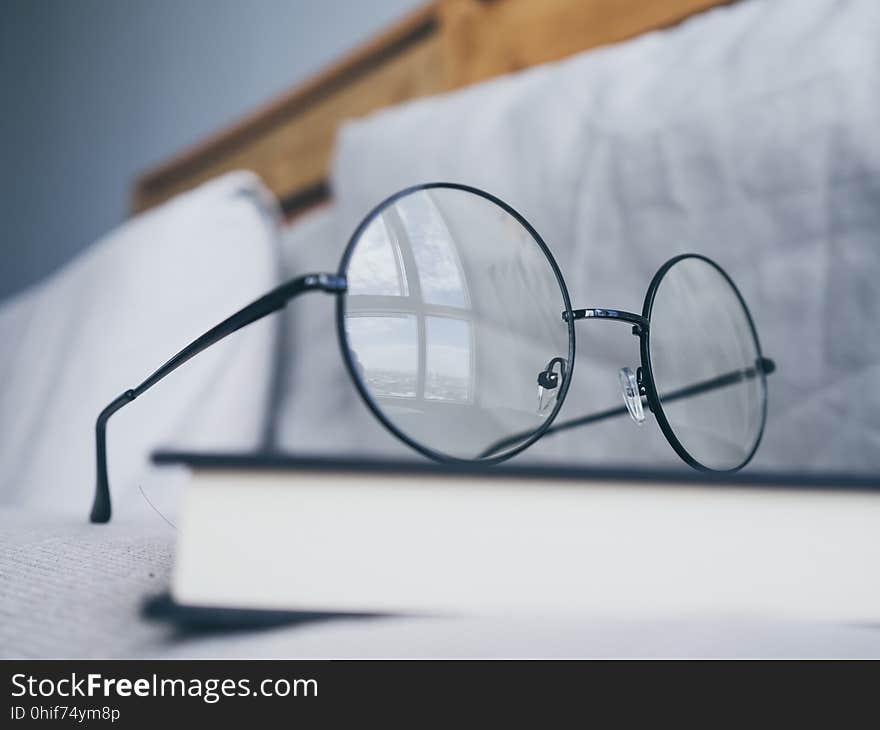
[340,185,572,461]
[647,256,766,471]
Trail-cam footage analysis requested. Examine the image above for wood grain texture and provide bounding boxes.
[133,0,732,216]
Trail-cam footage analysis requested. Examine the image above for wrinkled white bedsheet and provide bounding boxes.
[277,0,880,473]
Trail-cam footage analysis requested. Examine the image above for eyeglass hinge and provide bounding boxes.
[303,273,347,293]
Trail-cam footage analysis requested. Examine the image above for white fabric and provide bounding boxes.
[0,171,281,518]
[324,0,880,473]
[0,507,174,658]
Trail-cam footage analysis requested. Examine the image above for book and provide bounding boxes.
[151,452,880,623]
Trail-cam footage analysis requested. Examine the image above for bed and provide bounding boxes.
[3,0,880,658]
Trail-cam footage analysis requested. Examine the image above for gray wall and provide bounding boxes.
[0,0,422,301]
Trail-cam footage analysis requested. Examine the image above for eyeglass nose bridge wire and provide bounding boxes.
[549,309,651,422]
[565,307,653,425]
[563,307,649,336]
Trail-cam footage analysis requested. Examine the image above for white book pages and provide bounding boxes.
[172,470,880,622]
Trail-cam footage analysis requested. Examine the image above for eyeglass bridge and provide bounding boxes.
[563,308,649,336]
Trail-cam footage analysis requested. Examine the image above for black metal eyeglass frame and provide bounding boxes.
[90,182,773,523]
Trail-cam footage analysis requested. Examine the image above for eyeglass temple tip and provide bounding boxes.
[91,390,137,524]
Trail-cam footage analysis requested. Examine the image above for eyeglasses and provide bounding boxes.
[91,182,774,522]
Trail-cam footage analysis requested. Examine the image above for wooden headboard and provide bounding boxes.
[132,0,730,218]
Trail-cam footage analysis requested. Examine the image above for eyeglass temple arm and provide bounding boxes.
[480,357,775,459]
[540,356,776,440]
[91,272,346,524]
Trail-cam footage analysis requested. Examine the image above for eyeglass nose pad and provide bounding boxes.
[537,357,567,415]
[618,367,645,425]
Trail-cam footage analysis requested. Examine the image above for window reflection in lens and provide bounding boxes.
[396,192,469,308]
[425,316,472,403]
[344,315,418,398]
[342,186,571,461]
[346,215,408,297]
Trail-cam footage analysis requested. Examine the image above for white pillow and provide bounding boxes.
[0,171,282,517]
